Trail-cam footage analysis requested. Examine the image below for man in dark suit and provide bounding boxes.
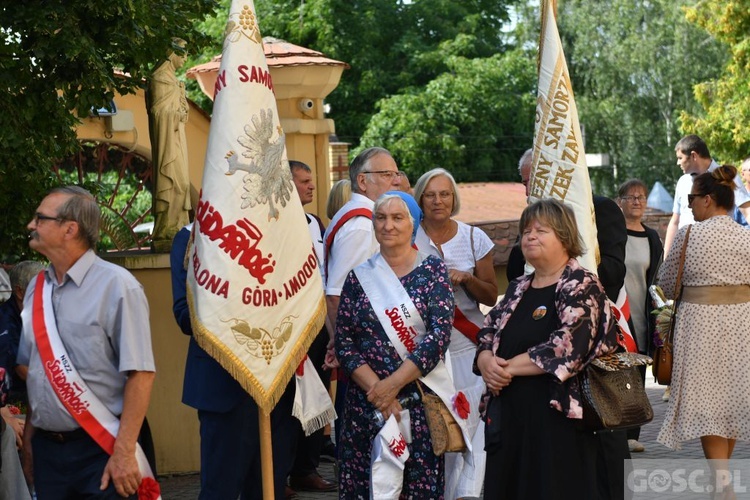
[171,226,297,499]
[590,195,632,500]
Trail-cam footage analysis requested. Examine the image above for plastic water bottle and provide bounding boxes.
[369,391,421,426]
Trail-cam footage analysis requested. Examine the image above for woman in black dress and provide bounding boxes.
[474,199,619,499]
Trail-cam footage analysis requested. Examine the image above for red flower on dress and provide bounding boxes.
[138,477,161,500]
[453,392,470,419]
[7,405,20,415]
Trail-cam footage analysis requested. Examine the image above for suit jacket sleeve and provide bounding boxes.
[170,226,192,336]
[593,196,627,301]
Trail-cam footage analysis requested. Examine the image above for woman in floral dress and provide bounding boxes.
[336,193,455,499]
[474,199,618,499]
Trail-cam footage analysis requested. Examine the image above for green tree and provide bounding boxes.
[359,50,536,182]
[0,0,215,261]
[543,0,727,196]
[253,0,520,144]
[680,1,750,163]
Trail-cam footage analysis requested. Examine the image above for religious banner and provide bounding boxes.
[531,0,598,273]
[187,0,325,413]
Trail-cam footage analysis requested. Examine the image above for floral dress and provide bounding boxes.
[336,254,454,499]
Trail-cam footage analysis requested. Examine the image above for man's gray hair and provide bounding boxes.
[9,260,45,293]
[349,147,393,194]
[51,186,100,249]
[518,148,533,173]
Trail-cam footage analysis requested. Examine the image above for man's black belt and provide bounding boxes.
[36,427,88,443]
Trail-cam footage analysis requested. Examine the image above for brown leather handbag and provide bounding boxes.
[417,381,466,455]
[579,351,654,430]
[652,226,691,385]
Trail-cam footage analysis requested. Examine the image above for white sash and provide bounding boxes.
[32,274,160,499]
[354,254,472,447]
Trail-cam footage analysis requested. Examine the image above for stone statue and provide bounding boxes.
[147,39,191,252]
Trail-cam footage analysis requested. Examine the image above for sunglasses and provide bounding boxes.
[687,193,707,205]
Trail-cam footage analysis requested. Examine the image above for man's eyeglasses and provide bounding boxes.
[620,195,646,203]
[34,212,64,223]
[687,193,707,205]
[362,170,405,181]
[422,191,453,202]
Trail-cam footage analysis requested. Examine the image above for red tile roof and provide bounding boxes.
[187,37,348,78]
[454,182,527,224]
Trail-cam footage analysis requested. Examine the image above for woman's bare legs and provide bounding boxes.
[701,435,737,500]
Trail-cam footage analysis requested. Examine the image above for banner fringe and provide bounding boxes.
[293,405,337,437]
[187,285,326,414]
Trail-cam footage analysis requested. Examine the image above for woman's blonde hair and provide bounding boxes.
[326,179,352,219]
[519,198,584,258]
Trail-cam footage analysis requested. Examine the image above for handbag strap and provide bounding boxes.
[667,225,691,344]
[415,379,427,399]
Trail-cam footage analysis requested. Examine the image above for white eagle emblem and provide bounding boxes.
[225,108,293,220]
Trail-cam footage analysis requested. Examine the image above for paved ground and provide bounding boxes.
[158,375,750,499]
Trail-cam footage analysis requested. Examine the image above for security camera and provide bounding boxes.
[298,99,314,112]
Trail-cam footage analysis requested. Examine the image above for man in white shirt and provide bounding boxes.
[324,147,404,334]
[664,135,750,253]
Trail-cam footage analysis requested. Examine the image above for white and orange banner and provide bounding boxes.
[531,0,598,273]
[187,0,325,413]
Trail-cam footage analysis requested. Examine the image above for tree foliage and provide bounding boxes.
[185,1,526,181]
[0,0,215,261]
[680,0,750,163]
[359,50,536,182]
[544,0,728,196]
[253,0,519,144]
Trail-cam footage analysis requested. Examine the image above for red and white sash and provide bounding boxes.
[31,273,160,500]
[293,356,336,436]
[323,198,373,285]
[369,410,411,500]
[354,254,472,445]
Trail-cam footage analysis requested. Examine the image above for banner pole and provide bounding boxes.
[260,409,274,500]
